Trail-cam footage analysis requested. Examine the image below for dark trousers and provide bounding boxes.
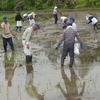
[16,26,22,31]
[61,42,74,67]
[26,55,32,63]
[62,42,74,59]
[2,37,14,52]
[54,14,58,24]
[93,23,99,30]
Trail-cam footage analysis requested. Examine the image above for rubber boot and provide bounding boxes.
[26,55,32,63]
[69,59,74,67]
[19,27,22,32]
[16,28,18,31]
[61,57,65,67]
[11,46,14,51]
[4,46,7,52]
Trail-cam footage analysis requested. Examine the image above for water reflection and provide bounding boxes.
[79,47,100,64]
[42,40,62,64]
[4,52,17,87]
[56,67,85,100]
[25,63,44,100]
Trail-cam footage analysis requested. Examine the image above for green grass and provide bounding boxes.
[0,11,29,25]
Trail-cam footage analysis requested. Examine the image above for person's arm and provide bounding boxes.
[25,29,32,49]
[55,32,65,49]
[75,32,84,48]
[9,27,15,36]
[1,23,5,29]
[25,31,31,43]
[88,19,92,24]
[88,16,92,24]
[10,30,15,36]
[8,23,15,36]
[75,32,82,43]
[56,84,68,98]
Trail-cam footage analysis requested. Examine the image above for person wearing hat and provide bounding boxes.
[69,17,81,55]
[55,22,84,67]
[23,13,29,18]
[69,17,77,31]
[1,16,15,52]
[60,16,68,28]
[28,12,36,26]
[22,23,40,63]
[86,15,99,30]
[53,6,58,24]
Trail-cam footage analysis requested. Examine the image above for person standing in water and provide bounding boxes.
[15,12,23,32]
[53,6,58,24]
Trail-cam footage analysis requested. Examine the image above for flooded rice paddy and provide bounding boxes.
[0,10,100,100]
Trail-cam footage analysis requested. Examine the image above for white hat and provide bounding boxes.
[54,6,57,9]
[86,16,88,20]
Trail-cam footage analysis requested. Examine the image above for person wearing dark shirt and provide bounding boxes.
[15,12,23,31]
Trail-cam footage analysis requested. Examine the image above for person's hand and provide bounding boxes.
[13,34,16,37]
[55,47,58,50]
[1,26,5,29]
[55,43,61,50]
[26,44,30,49]
[80,43,84,49]
[11,31,16,37]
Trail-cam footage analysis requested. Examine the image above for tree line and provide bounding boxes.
[0,0,100,11]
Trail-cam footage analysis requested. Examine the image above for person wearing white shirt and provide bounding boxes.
[53,6,58,24]
[69,17,77,31]
[22,23,40,63]
[60,16,68,28]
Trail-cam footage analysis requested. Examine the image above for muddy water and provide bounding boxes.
[0,10,100,100]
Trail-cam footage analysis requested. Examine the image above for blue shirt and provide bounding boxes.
[88,16,97,24]
[53,9,57,14]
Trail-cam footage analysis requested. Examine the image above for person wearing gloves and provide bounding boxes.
[55,22,84,67]
[22,23,40,63]
[86,15,99,30]
[53,6,58,24]
[1,16,15,52]
[60,16,68,28]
